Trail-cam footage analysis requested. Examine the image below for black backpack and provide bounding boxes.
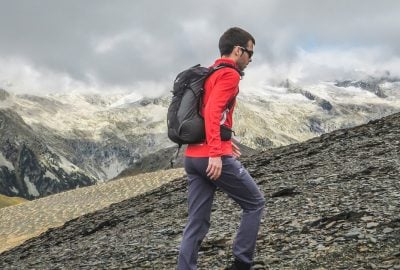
[167,63,242,147]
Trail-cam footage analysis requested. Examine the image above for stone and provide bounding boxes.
[325,236,334,242]
[368,236,378,244]
[358,245,369,252]
[366,222,379,229]
[307,177,323,185]
[325,221,336,229]
[361,216,374,222]
[383,228,394,234]
[344,228,361,239]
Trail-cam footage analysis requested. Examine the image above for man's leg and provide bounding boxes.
[178,157,217,270]
[213,157,265,265]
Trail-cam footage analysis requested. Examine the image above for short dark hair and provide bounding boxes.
[218,27,255,56]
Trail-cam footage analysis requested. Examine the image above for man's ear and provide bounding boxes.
[234,46,241,57]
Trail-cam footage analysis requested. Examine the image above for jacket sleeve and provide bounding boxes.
[204,70,240,157]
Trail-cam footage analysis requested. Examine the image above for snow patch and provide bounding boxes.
[24,176,40,197]
[336,85,376,96]
[0,152,14,170]
[10,186,18,194]
[57,156,80,174]
[110,92,143,107]
[148,105,168,122]
[44,170,60,182]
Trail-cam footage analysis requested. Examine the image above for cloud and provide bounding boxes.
[241,46,400,92]
[0,0,399,95]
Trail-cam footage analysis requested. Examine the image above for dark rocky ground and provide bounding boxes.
[1,112,400,269]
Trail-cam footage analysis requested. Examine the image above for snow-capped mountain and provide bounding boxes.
[0,74,399,199]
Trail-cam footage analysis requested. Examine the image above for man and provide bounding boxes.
[177,27,265,270]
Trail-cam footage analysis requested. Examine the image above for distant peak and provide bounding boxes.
[0,88,10,101]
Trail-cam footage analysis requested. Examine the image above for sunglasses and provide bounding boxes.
[237,46,254,58]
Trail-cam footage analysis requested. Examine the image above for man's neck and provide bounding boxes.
[221,54,238,63]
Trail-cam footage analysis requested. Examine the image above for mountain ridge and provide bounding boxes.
[1,76,400,200]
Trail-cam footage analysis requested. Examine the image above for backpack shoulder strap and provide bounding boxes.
[210,63,242,108]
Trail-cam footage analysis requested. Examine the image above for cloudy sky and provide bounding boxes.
[0,0,399,96]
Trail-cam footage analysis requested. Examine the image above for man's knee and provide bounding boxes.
[254,192,266,210]
[186,217,211,237]
[242,194,265,212]
[256,195,266,210]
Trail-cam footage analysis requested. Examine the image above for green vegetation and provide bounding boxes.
[0,194,27,208]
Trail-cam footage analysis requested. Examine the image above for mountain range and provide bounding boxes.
[0,74,400,199]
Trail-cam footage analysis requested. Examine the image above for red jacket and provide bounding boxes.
[185,58,240,157]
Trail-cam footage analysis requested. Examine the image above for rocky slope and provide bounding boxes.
[0,112,399,269]
[0,168,184,254]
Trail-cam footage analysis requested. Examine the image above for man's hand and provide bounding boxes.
[232,142,241,158]
[206,157,222,180]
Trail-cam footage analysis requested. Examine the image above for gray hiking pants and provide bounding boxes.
[177,156,265,270]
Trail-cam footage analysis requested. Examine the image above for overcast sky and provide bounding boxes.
[0,0,400,96]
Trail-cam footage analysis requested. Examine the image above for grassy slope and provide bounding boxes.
[0,195,27,209]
